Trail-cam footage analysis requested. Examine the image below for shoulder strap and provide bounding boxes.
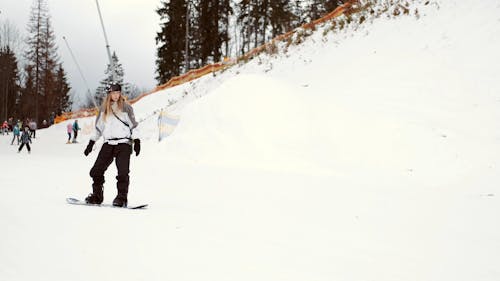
[111,108,130,128]
[111,108,133,137]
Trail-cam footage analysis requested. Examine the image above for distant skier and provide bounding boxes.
[29,120,37,138]
[11,124,20,145]
[83,83,141,207]
[66,122,73,144]
[2,120,9,135]
[18,127,32,154]
[8,117,13,131]
[49,112,55,125]
[72,120,80,143]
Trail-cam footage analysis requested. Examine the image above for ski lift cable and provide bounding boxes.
[62,36,98,109]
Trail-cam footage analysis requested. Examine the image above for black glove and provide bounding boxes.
[84,140,95,156]
[133,139,141,156]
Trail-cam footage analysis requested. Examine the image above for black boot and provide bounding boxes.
[113,177,128,207]
[112,194,127,207]
[85,185,103,204]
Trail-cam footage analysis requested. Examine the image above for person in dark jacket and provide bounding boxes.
[18,127,32,154]
[83,83,141,207]
[72,119,81,143]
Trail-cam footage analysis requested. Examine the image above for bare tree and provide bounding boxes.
[21,0,69,122]
[0,19,22,57]
[0,20,21,121]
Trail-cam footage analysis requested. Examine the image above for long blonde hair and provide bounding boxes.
[101,93,128,121]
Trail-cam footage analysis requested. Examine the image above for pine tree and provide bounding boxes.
[40,15,59,120]
[0,20,22,53]
[23,0,69,122]
[219,0,232,59]
[305,0,325,22]
[19,65,36,120]
[237,0,297,55]
[290,0,305,26]
[185,0,201,70]
[24,0,48,122]
[0,46,20,121]
[155,0,189,84]
[268,0,296,38]
[304,0,344,23]
[95,52,128,104]
[237,0,260,54]
[54,64,71,113]
[196,0,232,65]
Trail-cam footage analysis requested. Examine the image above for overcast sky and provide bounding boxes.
[1,0,162,106]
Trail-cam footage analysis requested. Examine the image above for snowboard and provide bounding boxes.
[66,197,148,209]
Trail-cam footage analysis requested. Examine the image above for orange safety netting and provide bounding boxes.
[54,108,99,124]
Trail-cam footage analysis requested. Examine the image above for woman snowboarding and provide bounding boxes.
[83,83,141,207]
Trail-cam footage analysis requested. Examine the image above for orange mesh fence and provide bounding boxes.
[128,60,231,105]
[54,108,99,124]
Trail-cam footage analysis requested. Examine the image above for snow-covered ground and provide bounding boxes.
[1,0,500,280]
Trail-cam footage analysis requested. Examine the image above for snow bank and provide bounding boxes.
[160,74,317,173]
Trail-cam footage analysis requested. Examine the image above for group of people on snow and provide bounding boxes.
[2,118,40,153]
[67,120,81,144]
[2,117,46,137]
[2,115,82,152]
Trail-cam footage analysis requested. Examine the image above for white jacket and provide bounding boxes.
[91,102,139,145]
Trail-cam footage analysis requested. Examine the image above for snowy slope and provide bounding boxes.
[1,1,500,280]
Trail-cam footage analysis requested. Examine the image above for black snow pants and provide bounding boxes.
[18,143,31,152]
[89,143,132,197]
